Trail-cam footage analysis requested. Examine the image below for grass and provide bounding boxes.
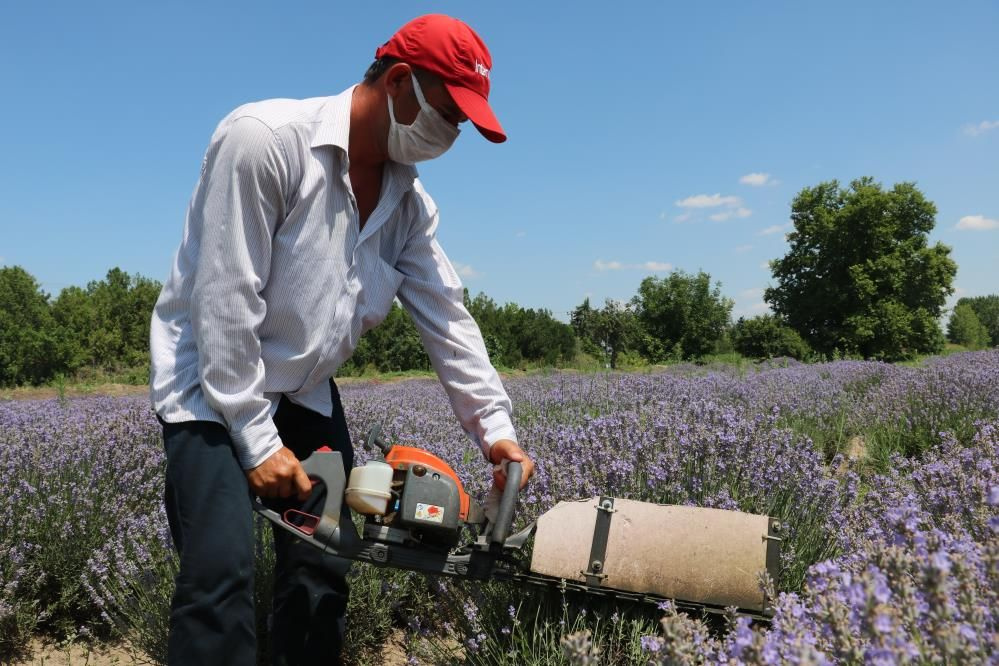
[3,342,989,399]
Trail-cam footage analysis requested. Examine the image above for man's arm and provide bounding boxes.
[188,115,310,498]
[393,206,534,488]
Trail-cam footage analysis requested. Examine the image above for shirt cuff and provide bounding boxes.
[476,410,518,459]
[229,419,284,470]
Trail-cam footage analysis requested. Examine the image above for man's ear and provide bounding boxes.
[383,62,413,99]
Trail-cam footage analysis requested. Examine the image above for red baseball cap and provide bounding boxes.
[375,14,506,143]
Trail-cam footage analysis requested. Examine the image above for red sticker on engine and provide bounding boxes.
[415,503,445,523]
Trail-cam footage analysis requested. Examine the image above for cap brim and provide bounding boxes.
[446,83,507,143]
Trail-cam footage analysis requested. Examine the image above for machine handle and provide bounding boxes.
[365,423,393,455]
[253,449,346,544]
[299,449,346,519]
[491,461,522,547]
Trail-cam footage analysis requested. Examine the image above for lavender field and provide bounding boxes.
[2,351,998,664]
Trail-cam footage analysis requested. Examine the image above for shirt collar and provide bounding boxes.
[311,85,356,151]
[311,84,419,183]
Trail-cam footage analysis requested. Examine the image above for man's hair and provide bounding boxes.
[362,57,437,89]
[363,57,399,84]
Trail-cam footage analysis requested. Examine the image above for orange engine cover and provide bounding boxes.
[384,445,471,521]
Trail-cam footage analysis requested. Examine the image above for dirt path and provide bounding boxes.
[11,639,146,665]
[15,632,411,666]
[0,384,149,402]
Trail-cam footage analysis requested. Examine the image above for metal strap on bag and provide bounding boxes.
[762,517,783,615]
[581,496,615,587]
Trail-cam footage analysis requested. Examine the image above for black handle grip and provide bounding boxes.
[300,450,347,525]
[365,423,392,455]
[491,461,522,546]
[253,449,346,546]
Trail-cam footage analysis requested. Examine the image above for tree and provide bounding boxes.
[0,266,60,385]
[765,178,956,361]
[50,285,97,373]
[376,305,430,372]
[631,270,733,361]
[466,290,575,368]
[570,297,642,369]
[510,307,576,366]
[341,290,576,375]
[947,303,990,349]
[731,314,812,360]
[570,297,602,359]
[955,295,999,346]
[591,300,641,369]
[464,291,513,364]
[340,303,430,374]
[52,267,162,372]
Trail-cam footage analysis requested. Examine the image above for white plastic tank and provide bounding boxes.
[345,461,394,515]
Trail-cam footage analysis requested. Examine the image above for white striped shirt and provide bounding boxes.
[149,85,516,470]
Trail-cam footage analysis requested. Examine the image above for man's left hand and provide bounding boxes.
[489,439,535,491]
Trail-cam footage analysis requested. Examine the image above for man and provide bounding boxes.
[149,14,534,665]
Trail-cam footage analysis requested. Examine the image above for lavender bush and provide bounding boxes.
[0,396,163,656]
[1,350,997,664]
[716,423,997,664]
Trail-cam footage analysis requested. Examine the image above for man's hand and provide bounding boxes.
[489,439,535,491]
[245,446,313,500]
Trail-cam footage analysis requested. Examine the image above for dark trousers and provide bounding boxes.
[162,380,353,666]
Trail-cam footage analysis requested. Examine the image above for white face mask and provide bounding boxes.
[386,73,460,164]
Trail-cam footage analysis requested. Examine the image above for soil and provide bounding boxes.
[11,638,146,665]
[14,631,411,666]
[833,435,868,476]
[376,629,410,665]
[0,384,149,402]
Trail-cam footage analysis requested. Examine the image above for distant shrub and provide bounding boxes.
[732,315,812,361]
[947,303,990,350]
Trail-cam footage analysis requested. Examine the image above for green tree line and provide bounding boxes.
[0,265,581,387]
[1,178,993,387]
[0,267,161,386]
[335,292,577,376]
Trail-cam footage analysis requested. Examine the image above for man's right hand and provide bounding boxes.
[245,446,313,501]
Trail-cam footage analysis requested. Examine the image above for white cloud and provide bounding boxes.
[760,261,772,270]
[963,120,999,137]
[673,212,692,223]
[594,259,624,271]
[453,262,482,279]
[595,259,672,273]
[710,207,753,222]
[733,301,772,318]
[676,193,742,209]
[955,215,998,231]
[515,230,526,238]
[739,172,779,187]
[758,222,792,236]
[735,244,753,254]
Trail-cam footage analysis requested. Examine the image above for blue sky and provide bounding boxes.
[2,1,997,322]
